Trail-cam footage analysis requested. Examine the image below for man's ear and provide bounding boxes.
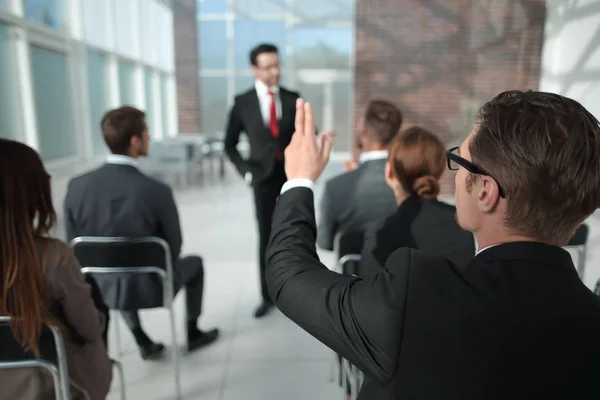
[477,176,501,213]
[384,160,396,187]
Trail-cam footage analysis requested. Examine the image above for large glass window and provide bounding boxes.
[24,0,66,31]
[198,21,227,69]
[160,73,169,137]
[296,81,324,132]
[235,0,286,16]
[86,50,109,156]
[144,67,158,138]
[82,0,109,48]
[333,81,352,150]
[198,0,227,13]
[113,0,135,55]
[30,45,76,161]
[199,76,228,132]
[118,59,136,105]
[293,27,352,69]
[293,0,354,21]
[235,75,255,94]
[0,23,20,141]
[234,20,286,69]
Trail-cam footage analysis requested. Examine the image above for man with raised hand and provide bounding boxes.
[266,93,600,399]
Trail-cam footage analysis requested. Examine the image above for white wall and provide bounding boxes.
[539,0,600,119]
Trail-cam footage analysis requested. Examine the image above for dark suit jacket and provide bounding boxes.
[224,87,300,184]
[317,159,397,250]
[64,163,182,309]
[266,187,600,400]
[360,196,475,277]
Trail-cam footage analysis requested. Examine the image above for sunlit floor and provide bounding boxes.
[50,159,600,400]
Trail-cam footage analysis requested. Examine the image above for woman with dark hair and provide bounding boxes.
[359,126,475,277]
[0,139,112,399]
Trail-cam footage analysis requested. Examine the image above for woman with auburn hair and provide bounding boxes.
[359,126,475,277]
[0,139,111,399]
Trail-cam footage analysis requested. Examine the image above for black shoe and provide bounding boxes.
[188,328,220,352]
[254,301,273,318]
[140,341,165,361]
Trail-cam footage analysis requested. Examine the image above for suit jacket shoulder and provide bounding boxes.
[325,168,359,192]
[235,88,256,103]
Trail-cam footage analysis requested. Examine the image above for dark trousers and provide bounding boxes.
[121,255,205,329]
[253,165,286,302]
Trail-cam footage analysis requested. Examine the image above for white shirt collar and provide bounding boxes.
[106,154,139,169]
[475,243,499,256]
[359,150,388,163]
[255,79,279,97]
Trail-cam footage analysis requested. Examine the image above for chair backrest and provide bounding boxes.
[334,231,365,275]
[564,223,590,278]
[566,223,589,247]
[0,316,71,399]
[71,236,171,270]
[71,237,173,310]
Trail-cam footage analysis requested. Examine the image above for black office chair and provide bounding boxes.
[0,316,71,399]
[70,236,181,400]
[331,231,365,399]
[564,223,590,278]
[334,231,365,276]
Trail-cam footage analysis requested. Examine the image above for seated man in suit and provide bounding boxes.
[317,100,402,251]
[64,106,219,360]
[266,95,600,399]
[360,126,474,277]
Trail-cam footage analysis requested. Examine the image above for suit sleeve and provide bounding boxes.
[266,187,411,388]
[316,181,337,250]
[154,186,183,261]
[224,99,248,177]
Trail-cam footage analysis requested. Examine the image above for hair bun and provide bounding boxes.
[412,175,440,199]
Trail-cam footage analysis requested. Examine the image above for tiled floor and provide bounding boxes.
[49,160,600,400]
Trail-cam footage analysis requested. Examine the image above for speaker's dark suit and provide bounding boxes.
[64,163,205,330]
[224,86,300,302]
[266,187,600,400]
[360,196,475,277]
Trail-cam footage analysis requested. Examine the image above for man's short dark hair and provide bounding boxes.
[249,43,279,66]
[470,90,600,245]
[100,106,146,155]
[364,100,403,146]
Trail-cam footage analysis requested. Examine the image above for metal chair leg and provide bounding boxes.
[169,302,182,399]
[114,311,123,358]
[328,350,336,382]
[112,360,126,400]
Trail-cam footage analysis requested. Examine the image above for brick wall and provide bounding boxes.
[354,0,546,196]
[173,0,200,134]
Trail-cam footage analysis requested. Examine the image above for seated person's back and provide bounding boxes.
[64,107,218,360]
[0,139,111,400]
[318,100,403,250]
[66,160,177,252]
[360,127,474,277]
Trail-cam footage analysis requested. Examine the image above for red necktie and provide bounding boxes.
[268,91,282,160]
[268,91,279,138]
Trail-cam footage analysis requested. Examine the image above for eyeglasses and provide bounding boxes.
[446,146,505,198]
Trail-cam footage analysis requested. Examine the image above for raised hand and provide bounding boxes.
[284,99,334,182]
